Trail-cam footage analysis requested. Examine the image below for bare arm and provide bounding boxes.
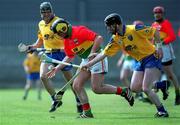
[29,38,43,48]
[88,35,103,60]
[154,30,162,47]
[117,53,125,67]
[82,52,107,69]
[154,30,163,59]
[91,35,103,53]
[24,65,29,73]
[46,56,74,78]
[56,56,74,70]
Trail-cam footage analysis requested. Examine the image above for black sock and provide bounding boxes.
[155,80,168,90]
[157,104,166,112]
[57,91,65,95]
[175,89,180,97]
[76,97,81,106]
[51,94,56,101]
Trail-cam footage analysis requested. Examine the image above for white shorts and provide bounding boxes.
[122,59,135,71]
[80,57,108,74]
[161,44,175,63]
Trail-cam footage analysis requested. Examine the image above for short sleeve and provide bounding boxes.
[135,25,156,39]
[102,35,122,56]
[37,30,43,39]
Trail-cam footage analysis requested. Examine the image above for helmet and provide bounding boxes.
[153,6,164,13]
[51,18,72,38]
[40,2,53,13]
[104,13,123,26]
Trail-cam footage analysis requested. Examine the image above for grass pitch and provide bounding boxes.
[0,88,180,125]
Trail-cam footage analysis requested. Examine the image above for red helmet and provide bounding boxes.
[153,6,164,13]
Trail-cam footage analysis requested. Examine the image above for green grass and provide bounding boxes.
[0,88,180,125]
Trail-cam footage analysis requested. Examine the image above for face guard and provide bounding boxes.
[51,18,72,38]
[104,13,123,35]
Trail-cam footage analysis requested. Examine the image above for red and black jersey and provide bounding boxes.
[64,26,96,59]
[152,19,176,44]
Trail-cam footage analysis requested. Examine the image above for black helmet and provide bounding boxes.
[51,18,72,38]
[104,13,123,26]
[40,2,53,13]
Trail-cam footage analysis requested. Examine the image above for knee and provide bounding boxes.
[120,76,126,82]
[130,86,135,92]
[91,85,101,94]
[120,74,124,80]
[40,74,47,81]
[130,84,140,93]
[73,82,82,93]
[25,84,31,89]
[142,87,150,94]
[167,74,174,80]
[165,70,174,79]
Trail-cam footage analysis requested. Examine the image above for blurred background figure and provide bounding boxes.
[22,52,42,100]
[178,28,180,38]
[152,6,180,105]
[117,54,135,87]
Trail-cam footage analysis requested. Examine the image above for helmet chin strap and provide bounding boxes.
[114,25,118,35]
[115,24,123,36]
[111,24,119,35]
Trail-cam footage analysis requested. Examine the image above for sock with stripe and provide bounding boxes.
[116,87,122,95]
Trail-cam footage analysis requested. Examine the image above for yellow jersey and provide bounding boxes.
[103,25,156,61]
[23,53,41,73]
[38,16,64,49]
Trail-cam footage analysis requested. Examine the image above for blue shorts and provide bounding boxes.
[27,72,40,80]
[134,54,162,71]
[46,51,72,71]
